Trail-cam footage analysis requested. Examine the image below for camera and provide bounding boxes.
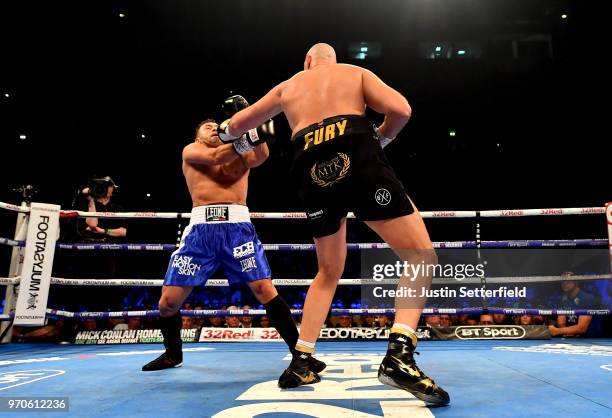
[87,177,116,199]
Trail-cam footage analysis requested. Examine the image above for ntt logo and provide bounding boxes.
[455,326,526,340]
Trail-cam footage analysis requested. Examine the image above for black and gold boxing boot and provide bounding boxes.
[378,330,450,405]
[278,350,321,389]
[308,356,327,374]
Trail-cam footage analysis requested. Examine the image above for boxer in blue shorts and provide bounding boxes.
[164,205,271,288]
[142,99,324,376]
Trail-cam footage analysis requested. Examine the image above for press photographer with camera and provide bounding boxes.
[53,176,129,311]
[78,176,127,241]
[68,176,128,310]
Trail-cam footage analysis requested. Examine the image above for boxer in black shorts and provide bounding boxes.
[291,114,413,238]
[218,43,449,405]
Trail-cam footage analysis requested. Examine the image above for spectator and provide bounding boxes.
[182,316,195,329]
[240,305,253,328]
[359,314,375,328]
[532,315,546,325]
[128,317,141,330]
[425,315,441,327]
[259,315,270,328]
[517,315,532,325]
[374,314,391,328]
[439,315,452,327]
[465,315,479,325]
[456,314,469,325]
[192,307,205,327]
[336,315,353,328]
[492,313,512,325]
[110,319,128,330]
[225,306,241,328]
[549,273,596,337]
[81,318,98,331]
[208,315,225,327]
[479,314,494,325]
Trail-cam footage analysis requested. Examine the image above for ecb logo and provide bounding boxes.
[233,241,255,259]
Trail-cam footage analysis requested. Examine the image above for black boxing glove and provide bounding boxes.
[258,119,275,140]
[222,95,249,116]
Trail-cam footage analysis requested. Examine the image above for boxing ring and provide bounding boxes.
[0,201,611,417]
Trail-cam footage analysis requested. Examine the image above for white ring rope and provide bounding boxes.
[0,201,606,219]
[2,274,609,288]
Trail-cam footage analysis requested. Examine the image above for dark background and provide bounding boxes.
[0,0,608,248]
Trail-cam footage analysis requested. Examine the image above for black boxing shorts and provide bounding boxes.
[290,114,414,238]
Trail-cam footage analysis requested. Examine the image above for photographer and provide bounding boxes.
[77,176,127,241]
[69,176,128,311]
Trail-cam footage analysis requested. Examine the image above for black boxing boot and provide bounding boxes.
[308,356,327,374]
[278,350,321,389]
[264,295,327,374]
[378,330,450,405]
[142,312,183,371]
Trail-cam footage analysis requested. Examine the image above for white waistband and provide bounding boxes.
[190,204,250,224]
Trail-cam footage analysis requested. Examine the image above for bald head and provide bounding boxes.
[304,43,337,70]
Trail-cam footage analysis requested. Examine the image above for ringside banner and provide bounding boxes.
[430,325,550,340]
[199,327,432,342]
[74,328,199,344]
[71,326,546,344]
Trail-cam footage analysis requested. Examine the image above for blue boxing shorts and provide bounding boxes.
[164,204,271,286]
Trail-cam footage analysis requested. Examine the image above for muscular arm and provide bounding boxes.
[228,83,285,136]
[362,69,412,139]
[241,143,270,168]
[182,142,241,166]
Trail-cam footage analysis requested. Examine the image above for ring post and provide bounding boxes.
[14,203,61,327]
[0,203,30,343]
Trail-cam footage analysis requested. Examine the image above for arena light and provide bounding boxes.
[118,13,126,18]
[561,14,567,19]
[457,50,466,55]
[449,130,456,137]
[19,134,27,140]
[435,46,442,52]
[348,42,381,60]
[3,93,9,98]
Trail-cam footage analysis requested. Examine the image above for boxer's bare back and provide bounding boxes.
[228,43,410,140]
